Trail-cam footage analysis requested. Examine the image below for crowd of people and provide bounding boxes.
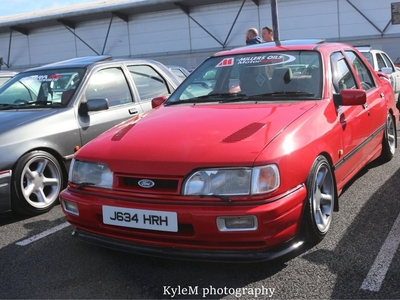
[245,26,274,45]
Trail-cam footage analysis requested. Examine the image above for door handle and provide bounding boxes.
[129,109,138,115]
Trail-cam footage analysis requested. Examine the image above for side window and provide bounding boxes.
[331,52,356,93]
[85,68,132,107]
[376,54,386,71]
[128,65,170,101]
[170,68,186,81]
[345,51,375,91]
[381,53,395,72]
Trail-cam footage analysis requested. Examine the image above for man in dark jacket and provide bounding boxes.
[245,28,262,45]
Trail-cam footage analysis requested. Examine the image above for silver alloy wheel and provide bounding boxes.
[20,155,62,209]
[311,161,334,234]
[386,113,396,155]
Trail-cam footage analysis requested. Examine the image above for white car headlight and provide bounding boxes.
[183,165,280,196]
[69,159,113,189]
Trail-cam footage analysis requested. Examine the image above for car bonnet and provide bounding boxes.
[76,101,316,175]
[0,109,57,132]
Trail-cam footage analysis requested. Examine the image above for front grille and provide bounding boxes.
[123,177,178,189]
[116,175,180,194]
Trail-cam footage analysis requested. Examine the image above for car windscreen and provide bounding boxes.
[0,68,86,108]
[166,50,322,105]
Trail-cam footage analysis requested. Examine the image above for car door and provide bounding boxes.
[330,51,379,183]
[345,50,386,142]
[78,66,144,145]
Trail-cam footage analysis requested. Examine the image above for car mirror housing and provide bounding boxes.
[340,89,367,106]
[376,71,390,81]
[380,67,393,75]
[79,98,109,115]
[151,96,167,108]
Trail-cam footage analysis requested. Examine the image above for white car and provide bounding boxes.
[358,47,400,103]
[0,70,18,86]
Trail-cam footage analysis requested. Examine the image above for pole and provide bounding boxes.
[271,0,281,46]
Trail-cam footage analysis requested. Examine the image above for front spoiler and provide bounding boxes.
[71,228,305,263]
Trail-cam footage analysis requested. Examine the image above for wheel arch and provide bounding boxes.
[12,146,69,189]
[315,151,339,212]
[389,108,398,149]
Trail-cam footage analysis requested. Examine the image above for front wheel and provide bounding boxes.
[380,113,396,162]
[12,151,64,216]
[302,155,335,243]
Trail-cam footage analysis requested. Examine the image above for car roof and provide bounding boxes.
[21,55,175,75]
[25,55,113,71]
[0,70,18,77]
[356,47,384,54]
[212,39,361,57]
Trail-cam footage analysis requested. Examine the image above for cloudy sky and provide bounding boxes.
[0,0,120,17]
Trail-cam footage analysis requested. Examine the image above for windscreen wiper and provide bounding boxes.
[221,91,317,102]
[165,93,247,106]
[0,101,57,110]
[0,103,25,110]
[253,91,315,98]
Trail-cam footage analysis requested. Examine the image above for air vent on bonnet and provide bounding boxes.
[221,122,265,143]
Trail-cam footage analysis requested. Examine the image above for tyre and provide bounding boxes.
[12,150,64,216]
[380,113,396,162]
[302,155,335,243]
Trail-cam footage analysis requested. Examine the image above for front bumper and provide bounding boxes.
[0,170,12,214]
[61,184,307,262]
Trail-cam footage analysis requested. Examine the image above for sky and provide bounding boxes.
[0,0,105,17]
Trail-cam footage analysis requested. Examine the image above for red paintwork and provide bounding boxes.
[61,41,399,260]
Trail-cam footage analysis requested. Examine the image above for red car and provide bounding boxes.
[61,40,399,262]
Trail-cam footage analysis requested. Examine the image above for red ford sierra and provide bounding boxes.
[60,40,399,262]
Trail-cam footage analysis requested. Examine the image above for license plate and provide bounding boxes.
[102,206,178,232]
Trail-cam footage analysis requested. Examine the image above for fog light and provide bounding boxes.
[62,200,79,216]
[216,216,257,231]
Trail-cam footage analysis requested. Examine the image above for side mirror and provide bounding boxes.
[340,89,366,106]
[79,98,109,115]
[380,67,393,75]
[376,71,390,81]
[151,96,167,108]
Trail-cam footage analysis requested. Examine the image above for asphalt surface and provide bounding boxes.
[1,130,400,299]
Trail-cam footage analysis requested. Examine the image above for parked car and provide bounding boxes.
[61,40,399,262]
[167,65,191,81]
[0,55,181,216]
[0,70,18,86]
[358,47,400,103]
[394,57,400,68]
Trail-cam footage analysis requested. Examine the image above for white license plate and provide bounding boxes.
[102,206,178,232]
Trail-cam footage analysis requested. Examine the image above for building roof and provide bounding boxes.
[0,0,238,35]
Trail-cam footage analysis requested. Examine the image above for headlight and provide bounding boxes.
[183,165,279,196]
[69,159,113,189]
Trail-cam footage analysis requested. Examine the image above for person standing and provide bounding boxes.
[262,26,274,42]
[245,28,262,45]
